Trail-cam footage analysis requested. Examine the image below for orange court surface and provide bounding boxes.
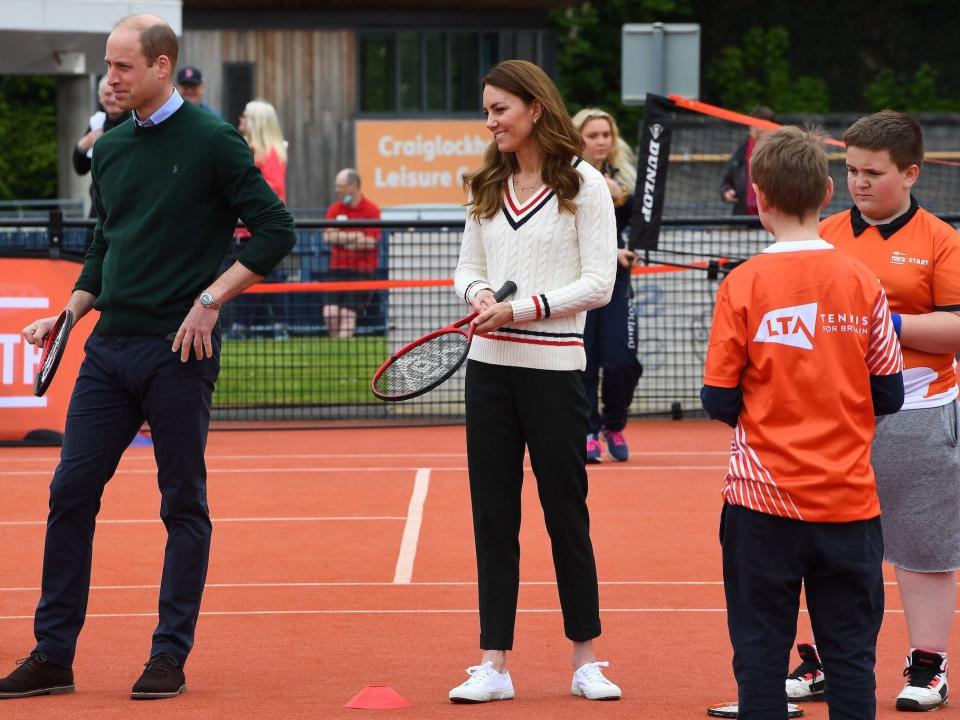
[0,420,950,719]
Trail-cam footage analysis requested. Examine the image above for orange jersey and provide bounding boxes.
[704,239,903,522]
[821,204,960,409]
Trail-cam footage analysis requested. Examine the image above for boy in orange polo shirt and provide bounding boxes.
[786,111,960,712]
[701,126,904,720]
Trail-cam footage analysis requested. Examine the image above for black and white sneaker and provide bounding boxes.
[896,649,947,712]
[131,654,186,700]
[0,652,75,698]
[785,643,825,702]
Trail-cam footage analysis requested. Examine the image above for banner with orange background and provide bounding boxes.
[0,258,93,443]
[355,120,490,207]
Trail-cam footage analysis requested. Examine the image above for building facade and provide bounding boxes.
[181,0,558,210]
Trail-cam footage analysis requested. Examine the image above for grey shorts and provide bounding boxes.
[872,401,960,572]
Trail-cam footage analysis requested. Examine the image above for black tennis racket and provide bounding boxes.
[371,280,517,402]
[33,309,74,397]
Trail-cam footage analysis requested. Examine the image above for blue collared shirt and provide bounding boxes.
[133,88,185,127]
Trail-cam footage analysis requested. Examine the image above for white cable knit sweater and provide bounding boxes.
[454,159,617,371]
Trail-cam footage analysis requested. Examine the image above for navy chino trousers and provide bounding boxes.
[583,269,642,434]
[33,330,219,668]
[721,503,884,720]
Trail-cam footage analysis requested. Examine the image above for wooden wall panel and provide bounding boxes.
[181,29,356,212]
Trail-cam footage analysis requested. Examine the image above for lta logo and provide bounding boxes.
[753,302,817,350]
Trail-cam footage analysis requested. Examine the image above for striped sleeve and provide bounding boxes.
[866,286,904,376]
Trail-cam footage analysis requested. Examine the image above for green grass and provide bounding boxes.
[215,335,388,407]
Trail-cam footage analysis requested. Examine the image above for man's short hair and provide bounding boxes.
[843,110,924,170]
[116,16,179,70]
[750,126,829,221]
[340,168,361,188]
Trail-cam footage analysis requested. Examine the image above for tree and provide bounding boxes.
[705,26,829,113]
[0,76,58,201]
[550,0,693,132]
[863,63,960,112]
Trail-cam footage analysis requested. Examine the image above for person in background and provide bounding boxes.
[239,99,287,204]
[572,107,643,463]
[323,169,381,339]
[720,105,775,216]
[227,98,290,339]
[175,66,220,117]
[72,75,131,245]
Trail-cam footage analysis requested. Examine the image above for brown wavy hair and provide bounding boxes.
[463,60,582,219]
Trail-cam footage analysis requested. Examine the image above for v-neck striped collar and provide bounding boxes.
[500,157,582,230]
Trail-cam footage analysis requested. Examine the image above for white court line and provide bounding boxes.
[0,450,729,462]
[0,580,906,593]
[393,468,430,584]
[0,465,727,477]
[0,607,922,621]
[0,580,728,592]
[0,515,404,527]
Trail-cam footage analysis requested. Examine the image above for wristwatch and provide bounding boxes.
[198,291,220,310]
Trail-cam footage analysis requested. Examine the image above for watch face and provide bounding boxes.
[200,292,214,307]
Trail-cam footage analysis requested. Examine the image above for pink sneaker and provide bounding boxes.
[600,430,629,462]
[586,434,602,464]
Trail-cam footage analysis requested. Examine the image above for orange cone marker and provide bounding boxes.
[344,685,412,709]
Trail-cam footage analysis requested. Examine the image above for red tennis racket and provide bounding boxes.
[33,309,74,398]
[707,702,803,718]
[371,280,517,402]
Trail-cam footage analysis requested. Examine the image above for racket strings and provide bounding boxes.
[39,326,68,382]
[374,332,469,397]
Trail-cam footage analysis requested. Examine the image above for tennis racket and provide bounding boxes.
[33,309,74,398]
[371,280,517,402]
[707,702,803,718]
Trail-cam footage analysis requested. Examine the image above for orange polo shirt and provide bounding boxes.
[821,203,960,409]
[704,239,903,522]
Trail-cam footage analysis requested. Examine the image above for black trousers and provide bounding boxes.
[721,504,884,720]
[464,360,601,650]
[583,270,642,434]
[33,331,219,667]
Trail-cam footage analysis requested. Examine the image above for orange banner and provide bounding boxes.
[0,258,93,443]
[355,119,490,207]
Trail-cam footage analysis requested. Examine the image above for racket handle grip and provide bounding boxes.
[493,281,517,302]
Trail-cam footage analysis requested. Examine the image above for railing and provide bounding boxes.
[4,212,958,427]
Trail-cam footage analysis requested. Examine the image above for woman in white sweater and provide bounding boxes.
[448,59,620,704]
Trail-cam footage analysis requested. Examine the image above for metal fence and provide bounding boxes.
[4,212,958,427]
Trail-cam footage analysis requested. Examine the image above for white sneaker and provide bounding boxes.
[896,649,948,711]
[571,661,621,700]
[448,661,514,703]
[785,643,825,701]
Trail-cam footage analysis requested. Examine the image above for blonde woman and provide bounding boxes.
[572,108,642,464]
[234,99,288,338]
[450,60,620,704]
[238,99,287,203]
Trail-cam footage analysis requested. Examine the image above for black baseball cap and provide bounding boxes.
[176,66,203,85]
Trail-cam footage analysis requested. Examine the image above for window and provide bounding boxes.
[359,35,395,113]
[357,29,554,115]
[223,62,255,127]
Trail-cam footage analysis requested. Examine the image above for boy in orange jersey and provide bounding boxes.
[701,126,904,720]
[785,111,960,712]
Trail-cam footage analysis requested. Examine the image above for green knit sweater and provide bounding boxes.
[76,100,296,335]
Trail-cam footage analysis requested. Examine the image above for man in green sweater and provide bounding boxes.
[0,15,295,701]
